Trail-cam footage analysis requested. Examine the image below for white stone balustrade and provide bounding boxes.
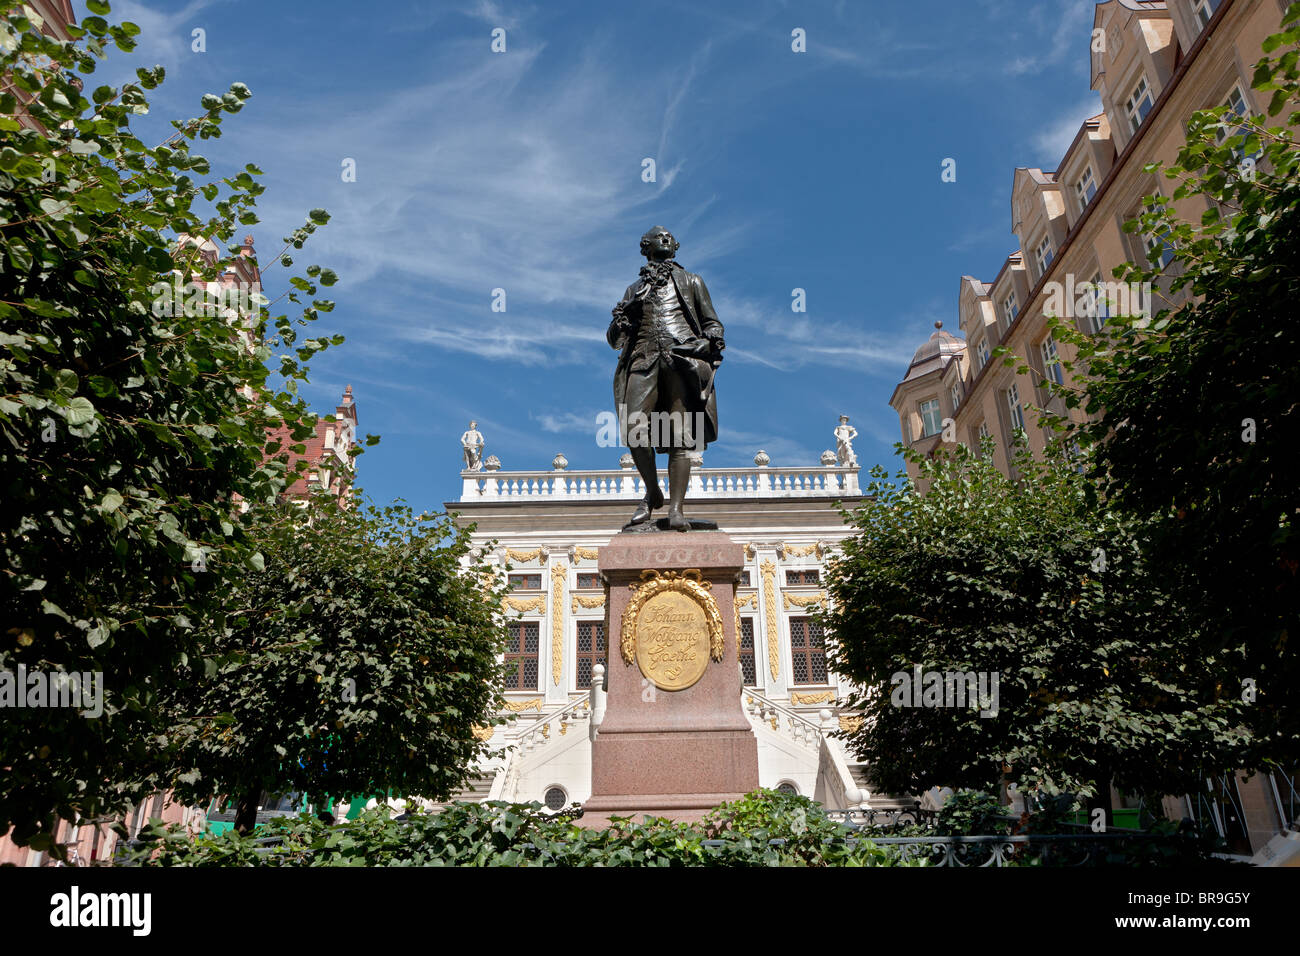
[744,690,824,752]
[461,464,860,501]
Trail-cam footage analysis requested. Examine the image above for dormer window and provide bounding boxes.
[1005,384,1026,431]
[1034,235,1054,277]
[1192,0,1219,30]
[1081,272,1111,334]
[976,338,991,371]
[1125,75,1154,133]
[1040,336,1064,386]
[1001,291,1019,330]
[919,399,942,438]
[1074,165,1097,213]
[951,382,962,411]
[1216,83,1261,163]
[1224,84,1248,122]
[1145,229,1175,269]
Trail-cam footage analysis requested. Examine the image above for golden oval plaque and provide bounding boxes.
[621,570,725,692]
[634,590,711,691]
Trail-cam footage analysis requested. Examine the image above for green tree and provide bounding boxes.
[162,498,508,834]
[823,442,1247,822]
[1040,6,1300,769]
[0,2,341,847]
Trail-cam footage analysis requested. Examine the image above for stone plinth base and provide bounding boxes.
[584,531,758,825]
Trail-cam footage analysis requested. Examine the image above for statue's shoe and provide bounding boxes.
[665,507,690,532]
[629,485,664,525]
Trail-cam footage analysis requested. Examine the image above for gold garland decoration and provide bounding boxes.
[471,724,495,741]
[506,548,542,563]
[573,546,600,561]
[761,560,780,681]
[503,698,543,713]
[782,542,822,558]
[791,690,836,705]
[839,715,863,733]
[571,594,606,613]
[620,569,724,667]
[502,595,546,614]
[783,591,826,610]
[551,563,567,686]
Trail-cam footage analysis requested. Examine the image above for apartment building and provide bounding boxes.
[893,0,1288,479]
[890,0,1297,856]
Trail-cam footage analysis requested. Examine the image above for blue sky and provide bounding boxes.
[88,0,1103,513]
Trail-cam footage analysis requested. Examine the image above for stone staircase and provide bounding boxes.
[426,773,495,810]
[847,763,917,810]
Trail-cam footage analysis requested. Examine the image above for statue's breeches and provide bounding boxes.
[620,356,705,453]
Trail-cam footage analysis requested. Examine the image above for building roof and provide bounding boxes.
[899,323,965,386]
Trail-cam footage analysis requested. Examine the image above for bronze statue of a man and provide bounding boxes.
[608,226,724,531]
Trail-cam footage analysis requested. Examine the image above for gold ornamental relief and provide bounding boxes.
[783,591,826,610]
[571,594,606,613]
[761,560,780,681]
[503,698,543,713]
[620,570,724,692]
[791,690,836,705]
[502,595,546,614]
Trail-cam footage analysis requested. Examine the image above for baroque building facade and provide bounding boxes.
[890,0,1297,858]
[445,429,906,814]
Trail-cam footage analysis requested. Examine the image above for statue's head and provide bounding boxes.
[839,415,850,424]
[469,420,478,428]
[640,226,679,261]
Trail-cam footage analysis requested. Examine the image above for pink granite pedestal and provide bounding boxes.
[582,530,758,826]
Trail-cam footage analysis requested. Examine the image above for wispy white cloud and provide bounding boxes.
[1028,94,1104,167]
[1001,0,1093,76]
[711,293,919,375]
[108,0,221,64]
[462,0,525,30]
[532,409,603,434]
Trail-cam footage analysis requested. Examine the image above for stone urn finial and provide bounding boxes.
[484,455,501,471]
[618,452,634,469]
[820,450,837,466]
[552,453,569,471]
[754,450,770,467]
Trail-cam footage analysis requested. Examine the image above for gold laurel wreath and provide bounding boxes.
[620,569,725,667]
